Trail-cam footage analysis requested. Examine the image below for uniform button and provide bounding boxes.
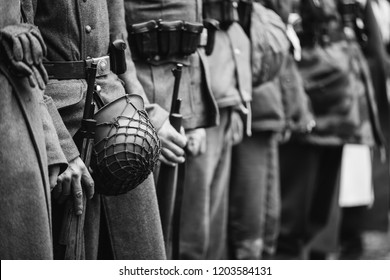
[234,48,241,55]
[85,25,92,33]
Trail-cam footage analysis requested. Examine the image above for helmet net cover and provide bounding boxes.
[92,95,160,196]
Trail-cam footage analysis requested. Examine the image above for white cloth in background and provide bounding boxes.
[339,144,374,207]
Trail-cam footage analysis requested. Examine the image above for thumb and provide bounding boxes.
[48,165,60,191]
[81,169,95,199]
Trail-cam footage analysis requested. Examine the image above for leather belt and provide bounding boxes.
[44,56,111,80]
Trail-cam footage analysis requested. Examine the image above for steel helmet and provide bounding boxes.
[92,94,160,196]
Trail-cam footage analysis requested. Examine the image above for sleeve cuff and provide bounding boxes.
[44,95,80,163]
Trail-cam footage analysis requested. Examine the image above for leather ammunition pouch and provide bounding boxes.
[203,0,239,30]
[129,20,203,60]
[338,0,359,26]
[203,19,220,55]
[338,0,368,48]
[237,0,253,37]
[298,25,345,48]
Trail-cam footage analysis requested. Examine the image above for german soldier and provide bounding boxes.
[123,0,219,259]
[276,0,384,259]
[25,0,165,259]
[179,0,252,259]
[0,0,68,259]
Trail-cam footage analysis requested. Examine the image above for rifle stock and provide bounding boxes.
[59,63,97,260]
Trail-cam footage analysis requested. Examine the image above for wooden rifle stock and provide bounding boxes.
[59,63,97,259]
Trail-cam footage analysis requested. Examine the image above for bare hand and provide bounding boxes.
[231,111,244,146]
[186,128,207,157]
[158,119,187,166]
[48,165,60,191]
[52,157,95,215]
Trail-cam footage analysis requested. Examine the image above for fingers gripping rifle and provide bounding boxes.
[156,64,185,260]
[59,63,98,260]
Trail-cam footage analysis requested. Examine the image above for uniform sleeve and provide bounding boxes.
[22,0,80,163]
[43,95,80,163]
[39,96,68,173]
[107,0,169,131]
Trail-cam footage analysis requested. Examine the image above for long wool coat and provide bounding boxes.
[0,0,70,259]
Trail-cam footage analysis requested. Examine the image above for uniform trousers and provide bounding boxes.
[276,141,342,259]
[180,108,233,259]
[228,132,280,259]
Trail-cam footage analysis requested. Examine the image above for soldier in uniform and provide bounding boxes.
[313,0,390,259]
[25,0,166,259]
[0,0,68,259]
[276,0,384,259]
[124,0,219,169]
[179,0,252,260]
[123,0,220,259]
[228,0,314,260]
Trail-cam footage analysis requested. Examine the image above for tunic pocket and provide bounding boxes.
[45,79,85,110]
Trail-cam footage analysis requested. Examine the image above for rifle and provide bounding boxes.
[59,63,97,259]
[156,64,185,259]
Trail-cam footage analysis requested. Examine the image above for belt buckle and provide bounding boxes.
[85,56,111,77]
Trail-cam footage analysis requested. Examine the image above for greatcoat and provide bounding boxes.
[0,0,68,259]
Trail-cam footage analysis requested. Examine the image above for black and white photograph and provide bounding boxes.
[1,0,389,279]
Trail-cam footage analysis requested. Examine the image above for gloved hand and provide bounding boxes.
[0,24,48,90]
[186,128,207,157]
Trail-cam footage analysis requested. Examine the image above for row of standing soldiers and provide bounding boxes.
[1,0,388,260]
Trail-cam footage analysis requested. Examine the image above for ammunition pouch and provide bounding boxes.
[237,0,253,37]
[129,20,203,60]
[338,0,368,48]
[203,19,220,55]
[203,0,239,30]
[339,0,359,27]
[109,39,127,75]
[298,23,345,48]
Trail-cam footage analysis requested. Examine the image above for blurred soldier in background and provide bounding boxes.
[0,0,68,259]
[275,0,384,259]
[229,0,314,260]
[180,0,252,260]
[312,0,390,259]
[357,0,390,258]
